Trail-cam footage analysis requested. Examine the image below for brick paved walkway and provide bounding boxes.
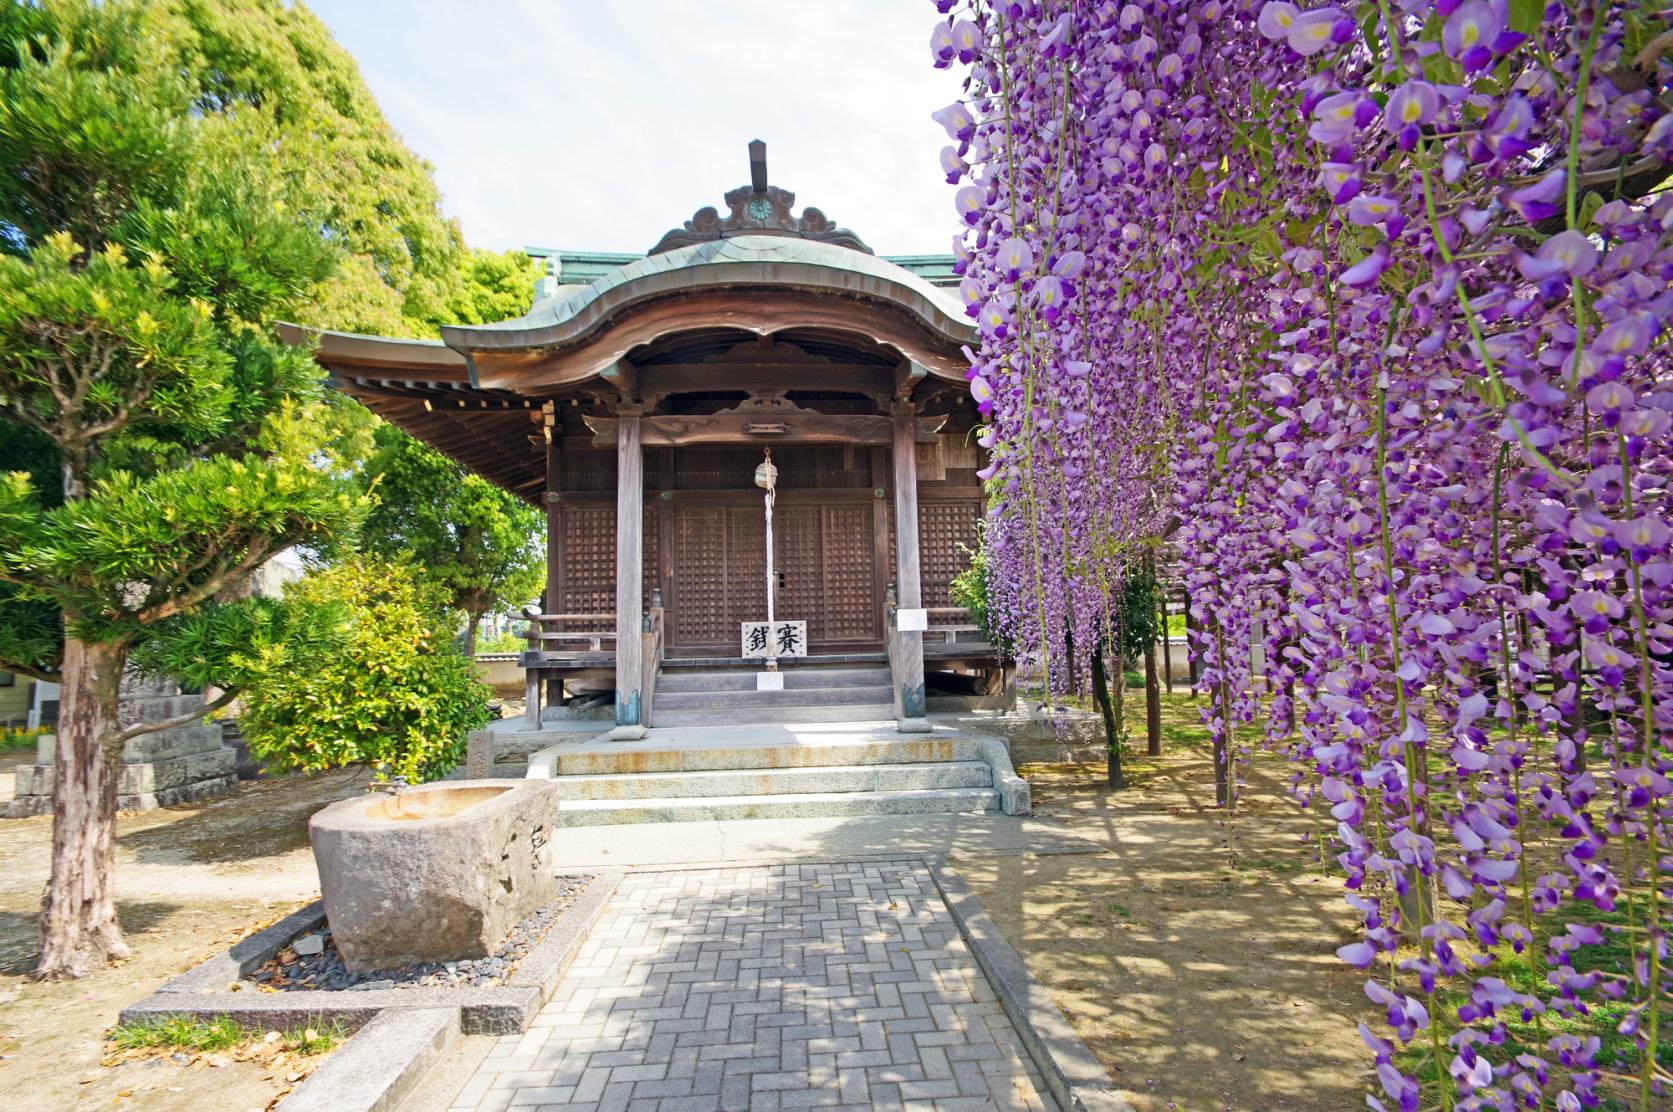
[448,860,1055,1111]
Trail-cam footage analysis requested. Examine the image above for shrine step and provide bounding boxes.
[656,666,891,693]
[535,735,979,777]
[652,705,898,727]
[654,684,892,712]
[552,786,1001,827]
[550,760,992,801]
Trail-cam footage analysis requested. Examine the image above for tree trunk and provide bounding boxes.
[37,637,130,980]
[1211,614,1232,810]
[1143,635,1162,756]
[463,612,481,659]
[1161,594,1174,694]
[1182,589,1200,693]
[1090,647,1123,788]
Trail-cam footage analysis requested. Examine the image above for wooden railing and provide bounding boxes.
[923,605,986,646]
[521,610,618,653]
[519,608,617,729]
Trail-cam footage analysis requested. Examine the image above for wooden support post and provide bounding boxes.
[544,418,562,613]
[523,607,542,731]
[1160,581,1174,693]
[543,430,563,710]
[612,407,646,737]
[891,403,927,730]
[1144,554,1162,754]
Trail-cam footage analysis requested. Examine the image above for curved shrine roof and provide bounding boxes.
[288,235,975,397]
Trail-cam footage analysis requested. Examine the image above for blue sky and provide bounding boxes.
[308,1,966,257]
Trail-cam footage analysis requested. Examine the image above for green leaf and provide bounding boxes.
[1507,0,1543,34]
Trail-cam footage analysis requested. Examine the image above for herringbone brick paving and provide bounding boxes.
[449,860,1055,1111]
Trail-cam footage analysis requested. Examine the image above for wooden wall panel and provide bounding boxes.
[726,506,768,631]
[822,504,877,640]
[918,501,981,608]
[672,507,728,646]
[557,501,656,630]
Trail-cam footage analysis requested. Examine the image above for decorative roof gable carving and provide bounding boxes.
[700,338,833,365]
[648,141,872,256]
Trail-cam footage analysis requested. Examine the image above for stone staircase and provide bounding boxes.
[525,722,1029,827]
[652,661,894,726]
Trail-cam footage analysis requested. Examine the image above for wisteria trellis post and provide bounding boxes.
[932,0,1671,1107]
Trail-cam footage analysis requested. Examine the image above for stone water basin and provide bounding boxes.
[308,778,560,973]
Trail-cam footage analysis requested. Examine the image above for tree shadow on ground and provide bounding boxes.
[715,693,1374,1112]
[0,901,180,975]
[117,767,369,866]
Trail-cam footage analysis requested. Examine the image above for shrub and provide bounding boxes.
[475,628,526,654]
[235,558,490,783]
[0,724,46,752]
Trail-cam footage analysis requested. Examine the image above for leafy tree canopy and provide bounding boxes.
[0,0,378,977]
[94,0,538,338]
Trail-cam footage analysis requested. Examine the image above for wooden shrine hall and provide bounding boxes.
[283,143,1000,735]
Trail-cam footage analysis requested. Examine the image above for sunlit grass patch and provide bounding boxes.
[110,1015,243,1053]
[284,1021,344,1056]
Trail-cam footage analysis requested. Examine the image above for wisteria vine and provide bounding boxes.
[932,0,1672,1107]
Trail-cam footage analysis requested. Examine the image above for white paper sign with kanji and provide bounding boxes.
[742,620,807,659]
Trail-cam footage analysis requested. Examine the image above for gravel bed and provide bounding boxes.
[247,873,594,992]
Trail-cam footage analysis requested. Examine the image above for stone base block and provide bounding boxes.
[34,722,225,765]
[19,745,236,797]
[309,779,561,973]
[9,772,239,817]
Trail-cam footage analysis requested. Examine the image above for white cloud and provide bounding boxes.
[309,0,964,255]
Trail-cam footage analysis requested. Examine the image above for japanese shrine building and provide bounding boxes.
[284,144,995,734]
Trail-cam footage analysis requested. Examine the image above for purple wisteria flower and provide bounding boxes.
[933,6,1672,1110]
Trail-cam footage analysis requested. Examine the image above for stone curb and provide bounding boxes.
[964,728,1032,815]
[155,902,329,994]
[120,869,623,1037]
[276,1006,459,1112]
[505,867,623,999]
[119,982,538,1036]
[927,858,1134,1112]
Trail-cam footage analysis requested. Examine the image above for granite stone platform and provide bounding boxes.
[474,720,1031,827]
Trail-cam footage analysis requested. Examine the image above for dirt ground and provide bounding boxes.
[0,768,368,1112]
[965,694,1375,1112]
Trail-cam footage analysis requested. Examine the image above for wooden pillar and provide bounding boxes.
[891,403,927,728]
[543,429,564,709]
[612,406,645,736]
[543,416,562,613]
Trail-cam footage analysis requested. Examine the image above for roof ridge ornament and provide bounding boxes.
[648,139,873,256]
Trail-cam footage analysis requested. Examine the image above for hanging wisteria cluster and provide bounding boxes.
[933,0,1671,1107]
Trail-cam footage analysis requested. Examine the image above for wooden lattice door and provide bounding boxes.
[774,504,879,646]
[668,499,878,653]
[558,504,656,630]
[669,504,766,650]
